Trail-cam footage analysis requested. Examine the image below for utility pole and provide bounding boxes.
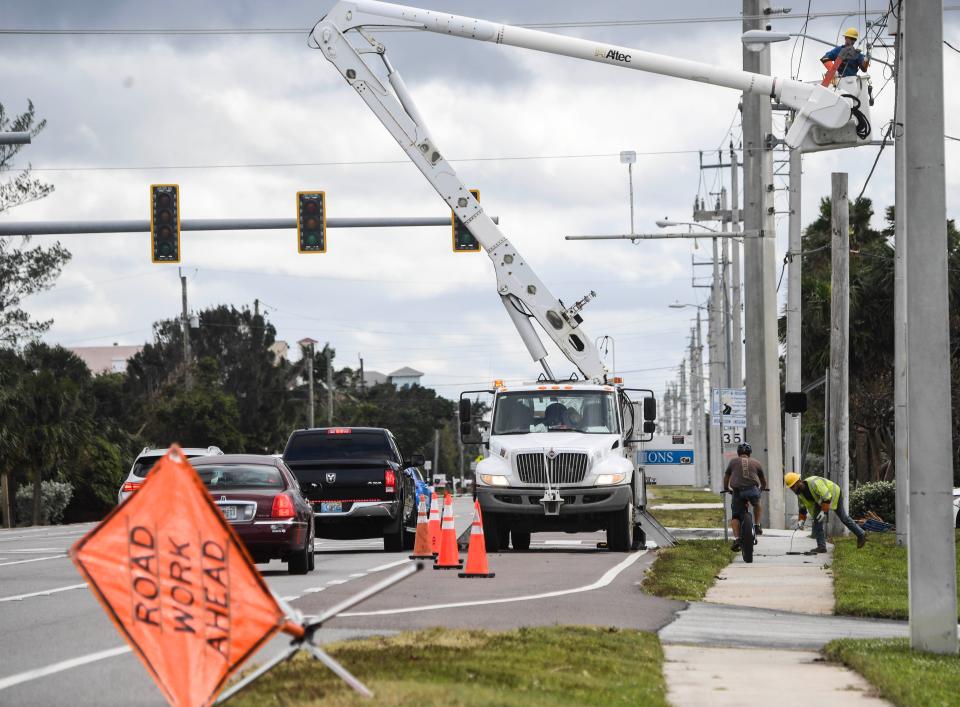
[892,11,909,548]
[299,338,318,427]
[689,329,704,486]
[742,0,784,528]
[1,472,11,528]
[730,143,744,387]
[679,359,688,434]
[456,411,465,491]
[904,0,957,654]
[828,173,849,538]
[694,311,709,488]
[709,230,726,495]
[784,140,802,521]
[325,343,334,426]
[433,428,441,488]
[179,268,192,389]
[359,355,366,392]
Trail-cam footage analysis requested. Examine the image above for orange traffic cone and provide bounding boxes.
[409,494,433,560]
[434,492,463,570]
[428,490,441,557]
[459,501,495,578]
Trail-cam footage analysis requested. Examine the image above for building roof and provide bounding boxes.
[363,370,389,386]
[388,366,424,378]
[67,344,143,374]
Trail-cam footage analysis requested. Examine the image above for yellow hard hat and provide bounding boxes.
[784,472,801,488]
[843,27,859,40]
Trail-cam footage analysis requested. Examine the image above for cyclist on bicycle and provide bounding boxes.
[723,443,768,552]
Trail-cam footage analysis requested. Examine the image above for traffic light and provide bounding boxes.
[452,189,481,253]
[150,184,180,263]
[297,191,327,253]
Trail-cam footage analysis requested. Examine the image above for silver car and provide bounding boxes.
[117,446,224,504]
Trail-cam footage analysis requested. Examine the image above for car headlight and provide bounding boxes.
[480,474,509,487]
[595,473,626,486]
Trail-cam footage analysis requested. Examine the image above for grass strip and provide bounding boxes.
[648,485,723,505]
[230,626,668,707]
[641,539,734,601]
[652,507,725,528]
[833,530,960,620]
[824,638,960,707]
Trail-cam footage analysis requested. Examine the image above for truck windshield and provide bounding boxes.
[492,391,619,435]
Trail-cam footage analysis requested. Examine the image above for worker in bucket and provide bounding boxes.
[785,473,867,554]
[723,443,768,552]
[821,28,870,78]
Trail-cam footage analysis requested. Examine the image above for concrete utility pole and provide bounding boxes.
[742,0,784,528]
[892,12,909,548]
[904,1,958,654]
[694,311,709,488]
[784,142,803,521]
[730,143,744,387]
[689,328,705,486]
[433,429,441,486]
[709,233,726,495]
[679,360,688,434]
[324,343,334,426]
[179,269,192,389]
[827,174,850,538]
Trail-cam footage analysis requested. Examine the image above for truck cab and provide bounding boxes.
[461,380,657,551]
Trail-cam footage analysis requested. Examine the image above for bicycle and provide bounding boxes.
[724,488,766,564]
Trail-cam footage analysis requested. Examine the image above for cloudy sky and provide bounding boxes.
[3,1,959,401]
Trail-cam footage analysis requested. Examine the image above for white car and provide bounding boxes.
[954,488,960,528]
[117,446,224,504]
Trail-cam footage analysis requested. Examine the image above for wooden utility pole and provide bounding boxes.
[828,173,849,538]
[325,343,334,426]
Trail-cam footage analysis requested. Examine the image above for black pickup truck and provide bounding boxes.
[281,426,424,551]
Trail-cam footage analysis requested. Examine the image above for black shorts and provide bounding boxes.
[731,487,761,520]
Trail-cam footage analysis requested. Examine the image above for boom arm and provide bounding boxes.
[312,1,854,382]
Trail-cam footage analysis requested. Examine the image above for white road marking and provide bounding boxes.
[6,548,69,554]
[535,540,584,546]
[0,583,88,603]
[281,595,299,601]
[366,558,413,573]
[348,573,367,578]
[326,579,349,585]
[0,555,68,567]
[303,587,326,594]
[339,550,648,617]
[0,532,86,544]
[0,645,131,692]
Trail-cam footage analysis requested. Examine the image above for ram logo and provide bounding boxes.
[326,473,336,483]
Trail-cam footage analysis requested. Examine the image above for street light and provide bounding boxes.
[656,219,718,232]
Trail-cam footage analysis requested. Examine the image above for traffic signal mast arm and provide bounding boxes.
[313,1,852,382]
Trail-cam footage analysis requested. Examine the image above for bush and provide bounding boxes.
[15,480,74,526]
[849,480,896,524]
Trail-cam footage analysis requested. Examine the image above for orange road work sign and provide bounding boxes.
[70,446,287,707]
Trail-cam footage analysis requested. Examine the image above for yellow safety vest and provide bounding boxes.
[798,476,840,515]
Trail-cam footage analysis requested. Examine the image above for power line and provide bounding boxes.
[3,8,945,36]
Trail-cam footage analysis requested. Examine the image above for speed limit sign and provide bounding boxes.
[722,426,744,445]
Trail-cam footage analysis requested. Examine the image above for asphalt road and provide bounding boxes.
[0,496,681,706]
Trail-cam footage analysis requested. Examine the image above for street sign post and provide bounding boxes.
[711,387,746,428]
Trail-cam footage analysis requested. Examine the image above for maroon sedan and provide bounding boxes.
[192,454,315,574]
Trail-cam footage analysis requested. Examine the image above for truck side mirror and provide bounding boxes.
[459,398,472,423]
[643,396,657,421]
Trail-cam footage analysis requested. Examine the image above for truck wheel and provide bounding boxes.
[383,519,404,552]
[606,504,634,552]
[484,513,501,551]
[511,531,531,551]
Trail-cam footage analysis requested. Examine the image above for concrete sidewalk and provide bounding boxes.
[659,528,894,706]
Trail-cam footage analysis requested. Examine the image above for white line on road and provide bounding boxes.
[339,550,648,617]
[365,558,413,573]
[326,579,349,585]
[0,583,88,603]
[0,554,68,567]
[5,548,69,553]
[0,532,86,544]
[535,540,584,546]
[0,645,131,692]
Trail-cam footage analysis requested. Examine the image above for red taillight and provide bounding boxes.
[384,469,396,494]
[271,494,296,518]
[327,428,352,435]
[122,481,142,493]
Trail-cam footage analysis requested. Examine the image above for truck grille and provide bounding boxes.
[515,452,588,485]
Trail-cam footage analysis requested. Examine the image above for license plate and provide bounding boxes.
[221,505,237,520]
[319,502,342,513]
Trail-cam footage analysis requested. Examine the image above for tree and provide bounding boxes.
[0,101,70,347]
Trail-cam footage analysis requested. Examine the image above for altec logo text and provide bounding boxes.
[595,47,632,63]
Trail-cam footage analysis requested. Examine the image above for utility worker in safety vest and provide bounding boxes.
[821,28,870,78]
[784,473,866,554]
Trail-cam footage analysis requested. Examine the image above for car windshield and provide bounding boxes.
[492,391,619,435]
[284,430,392,461]
[196,465,284,489]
